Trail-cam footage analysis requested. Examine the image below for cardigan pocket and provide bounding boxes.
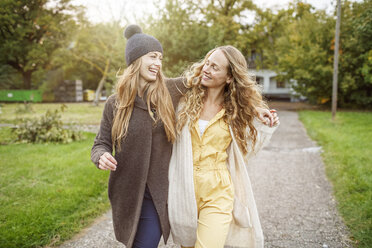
[233,197,252,228]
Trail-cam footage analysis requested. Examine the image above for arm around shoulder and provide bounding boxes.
[166,77,187,97]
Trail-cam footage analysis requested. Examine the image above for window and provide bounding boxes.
[276,81,286,88]
[256,77,264,86]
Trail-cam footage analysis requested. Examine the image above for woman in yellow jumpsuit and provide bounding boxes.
[168,45,279,248]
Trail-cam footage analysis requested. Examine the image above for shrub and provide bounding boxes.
[13,104,83,143]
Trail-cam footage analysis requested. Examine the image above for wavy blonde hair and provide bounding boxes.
[177,45,268,155]
[112,58,176,151]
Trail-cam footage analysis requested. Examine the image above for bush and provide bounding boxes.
[13,104,83,143]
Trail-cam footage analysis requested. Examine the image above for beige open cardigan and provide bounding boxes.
[168,117,278,248]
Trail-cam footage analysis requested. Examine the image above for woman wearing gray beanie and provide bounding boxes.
[91,24,186,248]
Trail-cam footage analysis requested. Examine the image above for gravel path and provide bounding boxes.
[248,111,352,248]
[59,111,352,248]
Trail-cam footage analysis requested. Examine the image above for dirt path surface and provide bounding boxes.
[58,111,352,248]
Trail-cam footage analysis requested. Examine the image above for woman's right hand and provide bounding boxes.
[98,152,117,171]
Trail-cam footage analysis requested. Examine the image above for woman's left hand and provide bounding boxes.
[269,109,280,126]
[257,108,280,127]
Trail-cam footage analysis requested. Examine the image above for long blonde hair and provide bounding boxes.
[112,58,176,151]
[177,45,268,155]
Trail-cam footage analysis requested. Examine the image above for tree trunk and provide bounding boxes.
[23,70,32,89]
[93,58,110,106]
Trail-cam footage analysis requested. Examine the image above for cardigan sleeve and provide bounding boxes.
[165,77,188,107]
[91,94,116,168]
[245,118,279,162]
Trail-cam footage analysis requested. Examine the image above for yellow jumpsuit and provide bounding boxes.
[185,108,234,248]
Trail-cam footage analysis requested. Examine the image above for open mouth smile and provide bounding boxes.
[149,68,158,74]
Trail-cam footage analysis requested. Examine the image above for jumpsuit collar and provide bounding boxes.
[194,108,226,140]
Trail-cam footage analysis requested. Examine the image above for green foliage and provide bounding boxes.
[50,21,125,92]
[13,104,83,143]
[274,5,334,104]
[0,0,80,89]
[251,5,297,69]
[273,0,372,107]
[299,111,372,247]
[0,65,23,89]
[146,1,206,77]
[148,0,260,77]
[338,1,372,107]
[194,0,256,49]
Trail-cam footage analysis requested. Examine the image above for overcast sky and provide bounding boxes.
[71,0,360,24]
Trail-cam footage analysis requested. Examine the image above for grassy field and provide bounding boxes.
[299,111,372,248]
[0,128,110,248]
[0,102,104,125]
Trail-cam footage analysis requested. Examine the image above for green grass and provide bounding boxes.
[0,102,104,125]
[299,111,372,247]
[0,128,110,248]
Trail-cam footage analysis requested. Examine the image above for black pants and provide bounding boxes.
[133,186,162,248]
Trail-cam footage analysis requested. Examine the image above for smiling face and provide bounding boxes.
[201,49,231,90]
[139,51,163,83]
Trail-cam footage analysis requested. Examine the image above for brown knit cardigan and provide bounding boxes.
[91,77,186,247]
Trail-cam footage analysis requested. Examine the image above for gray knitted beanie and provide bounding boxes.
[124,24,163,66]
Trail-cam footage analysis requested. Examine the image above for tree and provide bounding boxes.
[273,0,372,107]
[150,0,292,74]
[57,0,132,105]
[274,3,335,103]
[337,0,372,107]
[192,0,256,47]
[149,0,261,77]
[248,6,296,69]
[0,0,78,89]
[52,21,125,105]
[147,0,211,77]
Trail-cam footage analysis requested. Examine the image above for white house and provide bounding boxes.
[250,69,299,101]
